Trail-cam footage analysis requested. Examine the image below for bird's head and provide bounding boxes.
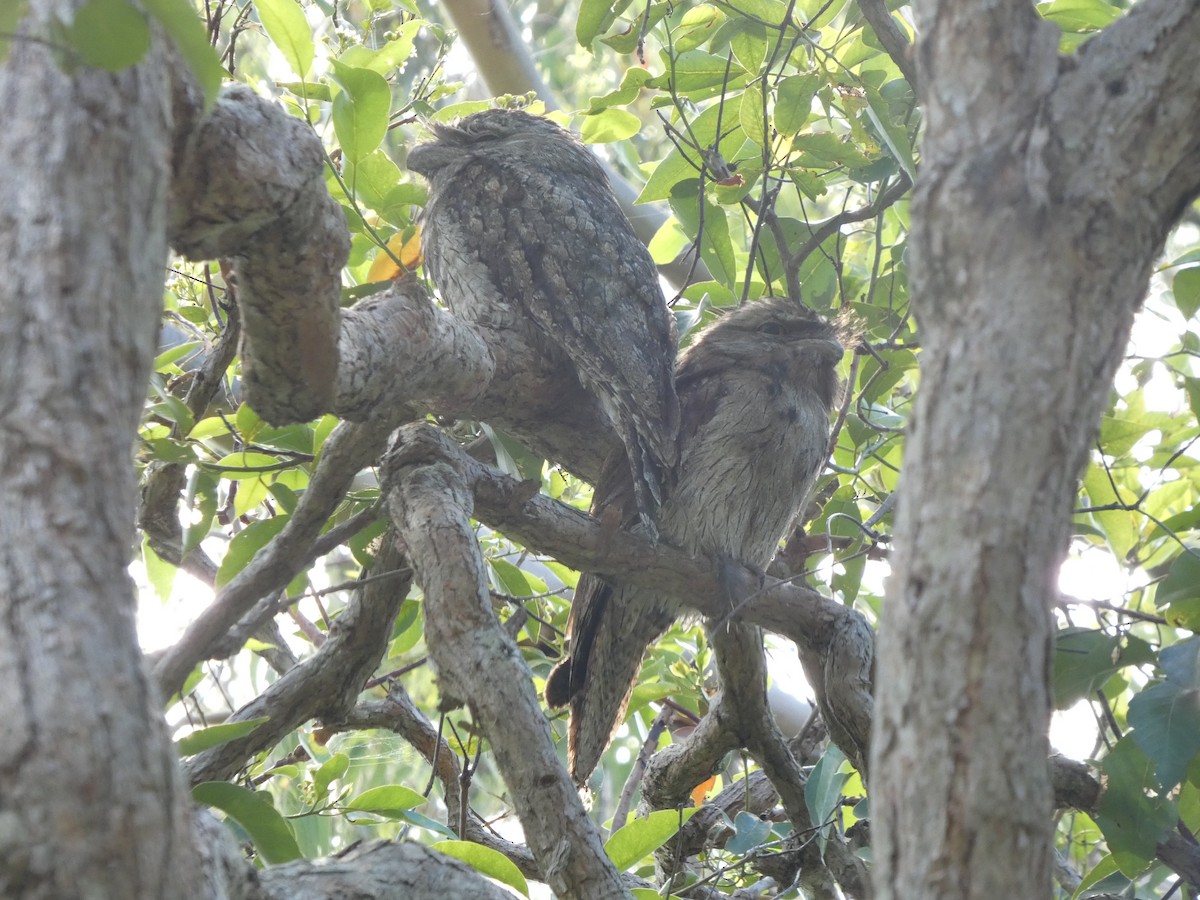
[406,109,602,183]
[679,297,848,410]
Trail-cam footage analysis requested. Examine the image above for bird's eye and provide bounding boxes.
[760,321,783,335]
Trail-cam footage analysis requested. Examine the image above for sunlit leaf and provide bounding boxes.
[216,516,288,588]
[577,0,615,47]
[68,0,149,70]
[347,784,426,814]
[176,718,270,756]
[605,808,696,870]
[143,0,225,103]
[1094,737,1175,873]
[193,782,303,863]
[256,0,314,78]
[434,840,530,896]
[331,62,391,164]
[580,107,642,143]
[141,535,176,602]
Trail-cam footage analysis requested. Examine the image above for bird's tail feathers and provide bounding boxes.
[566,600,674,784]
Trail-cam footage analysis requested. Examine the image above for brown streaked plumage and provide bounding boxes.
[407,109,680,528]
[545,296,843,782]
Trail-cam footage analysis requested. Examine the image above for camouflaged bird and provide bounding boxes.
[407,109,680,531]
[545,296,844,782]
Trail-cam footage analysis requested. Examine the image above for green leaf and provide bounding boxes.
[805,744,849,855]
[1129,673,1200,793]
[1098,413,1151,457]
[176,717,270,756]
[255,0,314,79]
[183,473,218,556]
[792,132,873,169]
[395,808,458,837]
[1156,552,1200,629]
[489,557,531,597]
[211,450,284,478]
[604,808,696,870]
[0,2,30,66]
[580,108,642,143]
[348,517,388,568]
[216,516,288,587]
[346,784,426,815]
[1095,737,1176,874]
[863,84,916,180]
[774,73,818,135]
[588,67,653,110]
[725,0,788,26]
[142,535,177,602]
[650,50,747,95]
[1160,637,1200,684]
[669,187,736,287]
[820,495,867,602]
[739,84,767,148]
[480,425,543,480]
[1036,0,1122,33]
[675,4,725,53]
[338,19,423,75]
[312,752,350,797]
[639,103,747,203]
[1052,628,1153,709]
[330,62,391,164]
[193,781,303,863]
[800,0,848,28]
[1172,267,1200,320]
[1072,853,1124,898]
[648,216,691,265]
[725,809,772,854]
[344,149,403,213]
[154,340,202,372]
[1081,463,1138,560]
[577,0,615,47]
[433,840,530,897]
[68,0,149,71]
[726,20,768,72]
[143,0,225,104]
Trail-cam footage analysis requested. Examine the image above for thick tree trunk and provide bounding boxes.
[872,2,1200,897]
[0,6,205,897]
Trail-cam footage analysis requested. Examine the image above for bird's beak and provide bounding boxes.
[804,337,844,363]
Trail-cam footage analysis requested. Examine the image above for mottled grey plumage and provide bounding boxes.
[406,109,680,525]
[545,297,843,782]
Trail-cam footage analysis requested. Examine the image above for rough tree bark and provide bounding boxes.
[871,2,1200,897]
[0,6,205,897]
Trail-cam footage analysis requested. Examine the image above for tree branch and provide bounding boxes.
[153,415,404,698]
[384,430,629,900]
[257,840,521,900]
[857,0,917,89]
[788,172,912,285]
[184,534,408,784]
[170,85,347,422]
[338,688,541,879]
[1052,3,1200,225]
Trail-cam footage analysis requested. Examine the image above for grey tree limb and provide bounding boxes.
[384,429,631,900]
[873,2,1200,896]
